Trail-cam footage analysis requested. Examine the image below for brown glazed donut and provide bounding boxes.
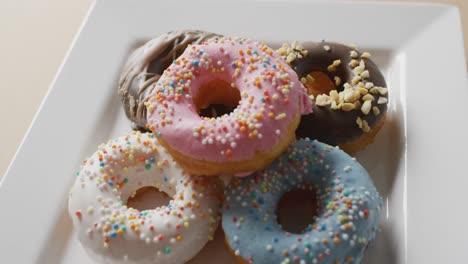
[118,30,222,131]
[278,41,389,153]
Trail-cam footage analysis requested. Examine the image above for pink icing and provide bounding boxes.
[146,37,313,162]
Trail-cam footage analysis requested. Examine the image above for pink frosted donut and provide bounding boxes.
[145,37,312,176]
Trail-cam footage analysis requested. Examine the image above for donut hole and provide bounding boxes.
[303,71,337,97]
[276,189,319,234]
[126,186,171,211]
[194,79,240,118]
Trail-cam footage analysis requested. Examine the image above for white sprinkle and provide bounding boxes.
[291,244,298,252]
[323,45,331,51]
[266,244,273,251]
[343,165,351,172]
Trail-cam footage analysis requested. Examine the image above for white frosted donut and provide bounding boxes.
[68,131,221,264]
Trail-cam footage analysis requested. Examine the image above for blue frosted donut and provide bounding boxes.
[222,140,382,264]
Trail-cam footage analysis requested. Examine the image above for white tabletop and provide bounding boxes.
[1,0,467,177]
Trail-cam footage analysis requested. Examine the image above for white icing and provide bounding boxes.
[68,132,221,263]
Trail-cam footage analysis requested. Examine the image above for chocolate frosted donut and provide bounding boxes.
[118,30,221,130]
[278,41,389,153]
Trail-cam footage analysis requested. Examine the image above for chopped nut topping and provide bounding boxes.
[342,103,355,111]
[330,90,340,103]
[361,100,372,115]
[284,41,388,121]
[351,76,362,85]
[348,59,359,68]
[361,52,371,59]
[343,89,361,103]
[353,65,365,75]
[286,53,297,63]
[372,106,381,115]
[330,101,339,110]
[362,120,370,132]
[378,87,388,95]
[377,97,388,104]
[356,117,363,128]
[360,70,370,79]
[277,42,308,63]
[359,59,366,68]
[334,76,341,86]
[362,94,374,101]
[357,87,368,95]
[365,82,374,89]
[327,60,341,72]
[316,94,332,106]
[339,91,345,102]
[354,100,362,109]
[369,87,380,94]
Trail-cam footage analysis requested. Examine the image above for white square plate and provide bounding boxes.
[1,0,467,263]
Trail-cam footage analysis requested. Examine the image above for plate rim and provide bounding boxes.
[0,1,466,263]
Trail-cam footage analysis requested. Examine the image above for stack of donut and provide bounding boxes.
[68,30,386,264]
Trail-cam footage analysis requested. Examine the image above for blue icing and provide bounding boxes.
[222,140,382,264]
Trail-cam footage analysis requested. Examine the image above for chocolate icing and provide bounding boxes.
[291,42,388,145]
[118,30,222,130]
